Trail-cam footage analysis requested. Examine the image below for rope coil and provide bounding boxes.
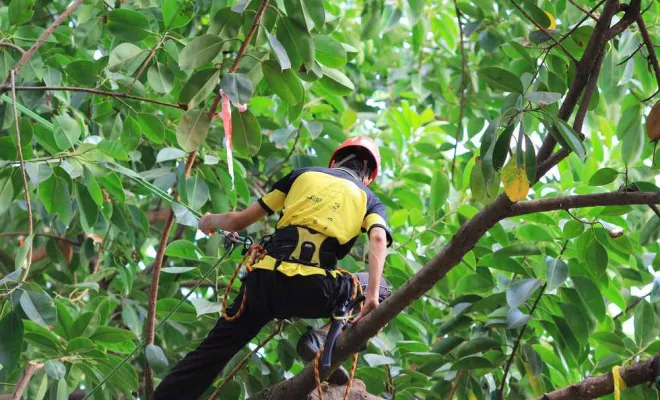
[221,244,266,321]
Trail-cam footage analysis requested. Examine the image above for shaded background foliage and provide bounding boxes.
[0,0,659,399]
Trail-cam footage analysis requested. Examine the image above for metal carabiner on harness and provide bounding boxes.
[320,295,365,373]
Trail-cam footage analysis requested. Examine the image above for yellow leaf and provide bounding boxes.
[545,11,556,29]
[501,158,529,202]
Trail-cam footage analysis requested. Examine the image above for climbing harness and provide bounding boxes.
[314,271,364,400]
[82,232,250,400]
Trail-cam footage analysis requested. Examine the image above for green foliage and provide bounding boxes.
[0,0,659,399]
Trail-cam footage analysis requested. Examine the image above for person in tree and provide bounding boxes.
[154,136,393,400]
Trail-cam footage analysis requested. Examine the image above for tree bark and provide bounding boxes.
[534,354,659,399]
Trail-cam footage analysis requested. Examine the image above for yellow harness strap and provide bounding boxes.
[612,365,627,400]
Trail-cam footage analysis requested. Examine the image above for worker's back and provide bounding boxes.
[256,166,390,274]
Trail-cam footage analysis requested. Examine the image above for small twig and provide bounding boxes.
[0,232,80,246]
[126,34,167,94]
[208,323,283,400]
[510,0,578,64]
[9,86,186,110]
[637,15,660,101]
[0,42,25,55]
[617,43,644,66]
[10,71,33,283]
[265,123,303,186]
[451,0,468,185]
[614,290,653,320]
[498,283,547,400]
[11,362,43,400]
[567,0,599,22]
[1,0,85,86]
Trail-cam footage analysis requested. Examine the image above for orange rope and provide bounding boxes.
[221,245,266,321]
[313,270,364,400]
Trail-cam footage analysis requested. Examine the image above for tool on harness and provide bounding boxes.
[320,295,365,372]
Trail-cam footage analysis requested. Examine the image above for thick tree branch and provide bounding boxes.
[534,354,659,399]
[637,15,660,102]
[11,362,43,400]
[10,86,187,110]
[1,0,85,87]
[508,191,660,216]
[10,71,33,283]
[604,0,642,41]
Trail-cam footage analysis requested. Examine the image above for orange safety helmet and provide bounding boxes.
[329,136,381,185]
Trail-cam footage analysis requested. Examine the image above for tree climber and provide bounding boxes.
[154,136,393,400]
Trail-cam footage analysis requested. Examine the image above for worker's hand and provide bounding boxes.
[352,296,379,324]
[198,213,218,235]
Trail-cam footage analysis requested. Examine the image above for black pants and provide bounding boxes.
[154,269,391,400]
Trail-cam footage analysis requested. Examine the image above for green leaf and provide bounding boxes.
[276,17,315,69]
[478,67,523,93]
[14,233,33,271]
[640,216,660,246]
[56,378,68,400]
[585,239,608,277]
[165,240,204,260]
[75,183,99,232]
[634,300,655,348]
[493,124,515,171]
[185,176,210,210]
[70,311,100,338]
[572,276,606,322]
[19,288,57,327]
[8,0,34,26]
[232,109,262,156]
[109,43,146,73]
[162,0,194,29]
[67,337,96,354]
[156,147,186,163]
[156,298,198,322]
[189,298,222,317]
[546,257,568,291]
[90,326,137,343]
[588,168,619,186]
[146,344,169,373]
[53,114,81,151]
[65,60,100,86]
[525,91,562,104]
[221,73,254,104]
[179,69,220,109]
[363,354,395,367]
[137,113,165,144]
[266,29,291,70]
[44,360,66,379]
[176,110,210,152]
[305,0,325,28]
[455,337,501,358]
[621,118,644,166]
[0,312,23,381]
[22,320,61,352]
[521,0,551,28]
[209,7,243,38]
[107,9,152,42]
[430,169,449,218]
[314,35,347,68]
[38,175,71,223]
[33,373,48,400]
[318,64,355,95]
[506,279,541,308]
[162,267,197,274]
[147,62,174,94]
[591,332,629,354]
[507,307,530,329]
[450,356,493,370]
[361,0,383,40]
[551,116,587,160]
[563,220,584,239]
[0,177,14,214]
[262,60,304,104]
[179,34,226,70]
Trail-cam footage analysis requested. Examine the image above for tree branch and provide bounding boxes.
[604,0,642,41]
[10,86,187,110]
[508,191,660,216]
[637,15,660,102]
[510,0,578,64]
[534,354,659,399]
[1,0,85,87]
[10,71,33,283]
[0,42,25,55]
[126,34,167,94]
[499,283,547,399]
[451,0,469,185]
[11,362,43,400]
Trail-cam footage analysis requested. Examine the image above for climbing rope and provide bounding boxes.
[221,244,266,321]
[314,270,363,400]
